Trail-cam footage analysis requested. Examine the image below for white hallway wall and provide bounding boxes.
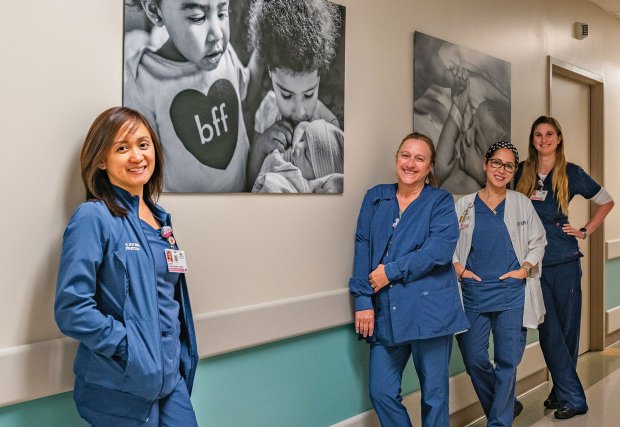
[1,0,620,407]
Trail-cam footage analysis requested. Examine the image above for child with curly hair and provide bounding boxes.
[123,0,263,192]
[246,0,342,188]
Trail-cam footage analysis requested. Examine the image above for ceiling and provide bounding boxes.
[589,0,620,19]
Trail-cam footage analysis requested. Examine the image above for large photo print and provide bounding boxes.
[413,32,510,194]
[123,0,346,193]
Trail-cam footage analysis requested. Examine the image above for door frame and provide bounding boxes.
[547,56,605,350]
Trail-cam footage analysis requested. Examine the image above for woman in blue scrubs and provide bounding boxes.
[453,141,546,427]
[55,107,199,426]
[350,132,469,427]
[515,116,614,420]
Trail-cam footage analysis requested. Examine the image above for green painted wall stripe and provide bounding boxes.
[606,258,620,310]
[0,392,85,427]
[0,323,542,427]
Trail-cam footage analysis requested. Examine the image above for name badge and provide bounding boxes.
[531,190,548,201]
[459,204,473,229]
[165,249,188,273]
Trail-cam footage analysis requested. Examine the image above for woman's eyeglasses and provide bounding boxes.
[488,158,516,173]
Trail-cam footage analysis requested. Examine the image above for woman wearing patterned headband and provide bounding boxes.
[515,116,614,420]
[453,141,547,426]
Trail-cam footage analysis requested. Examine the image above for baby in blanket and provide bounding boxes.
[252,119,344,193]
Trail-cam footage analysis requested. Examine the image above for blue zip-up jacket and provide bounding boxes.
[349,184,469,343]
[55,186,198,422]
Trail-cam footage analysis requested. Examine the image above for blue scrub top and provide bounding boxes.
[374,199,402,346]
[515,163,600,266]
[141,221,182,396]
[461,195,524,313]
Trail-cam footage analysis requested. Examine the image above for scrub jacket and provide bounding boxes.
[349,184,469,343]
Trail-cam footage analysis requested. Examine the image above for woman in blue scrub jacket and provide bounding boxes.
[515,116,614,420]
[349,132,469,427]
[55,107,199,426]
[453,141,546,427]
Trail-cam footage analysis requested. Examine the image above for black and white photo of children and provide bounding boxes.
[123,0,346,193]
[413,31,510,194]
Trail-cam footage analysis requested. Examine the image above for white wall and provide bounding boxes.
[1,0,620,406]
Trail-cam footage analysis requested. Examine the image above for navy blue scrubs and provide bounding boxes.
[351,184,467,427]
[456,195,526,427]
[141,221,182,396]
[370,201,453,427]
[80,220,198,427]
[516,163,600,412]
[140,221,197,426]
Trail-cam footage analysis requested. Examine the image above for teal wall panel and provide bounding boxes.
[0,323,545,427]
[0,392,86,427]
[0,326,471,426]
[606,259,620,310]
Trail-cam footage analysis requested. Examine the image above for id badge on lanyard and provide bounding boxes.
[531,177,548,201]
[161,226,188,273]
[531,190,548,201]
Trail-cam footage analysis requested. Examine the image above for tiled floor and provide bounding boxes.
[469,342,620,426]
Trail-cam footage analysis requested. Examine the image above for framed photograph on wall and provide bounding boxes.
[123,0,346,193]
[413,31,511,194]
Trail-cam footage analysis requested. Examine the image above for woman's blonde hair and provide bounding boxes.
[515,116,569,214]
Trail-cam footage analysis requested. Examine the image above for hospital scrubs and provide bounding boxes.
[456,195,526,427]
[81,221,198,426]
[518,163,600,412]
[350,184,467,427]
[370,202,452,427]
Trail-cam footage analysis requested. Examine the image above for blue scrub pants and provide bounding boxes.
[78,376,198,427]
[456,308,526,427]
[538,260,588,411]
[369,335,452,427]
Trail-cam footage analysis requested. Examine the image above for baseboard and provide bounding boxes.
[606,305,620,335]
[330,341,546,427]
[0,288,354,408]
[605,329,620,348]
[451,367,547,427]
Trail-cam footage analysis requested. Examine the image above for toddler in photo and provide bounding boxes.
[246,0,342,187]
[124,0,262,192]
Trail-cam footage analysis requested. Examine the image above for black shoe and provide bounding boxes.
[513,400,524,419]
[554,407,588,419]
[544,399,561,409]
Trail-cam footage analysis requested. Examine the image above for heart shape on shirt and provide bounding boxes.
[169,80,239,170]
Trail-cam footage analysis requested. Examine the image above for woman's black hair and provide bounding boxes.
[80,106,164,216]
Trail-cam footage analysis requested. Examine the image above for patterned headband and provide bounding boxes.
[485,141,519,164]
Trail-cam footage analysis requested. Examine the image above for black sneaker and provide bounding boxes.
[544,399,561,409]
[514,400,524,419]
[554,407,588,419]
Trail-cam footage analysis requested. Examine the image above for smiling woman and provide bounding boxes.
[99,122,157,197]
[453,140,546,425]
[395,134,435,189]
[515,116,615,419]
[55,107,199,426]
[349,132,468,426]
